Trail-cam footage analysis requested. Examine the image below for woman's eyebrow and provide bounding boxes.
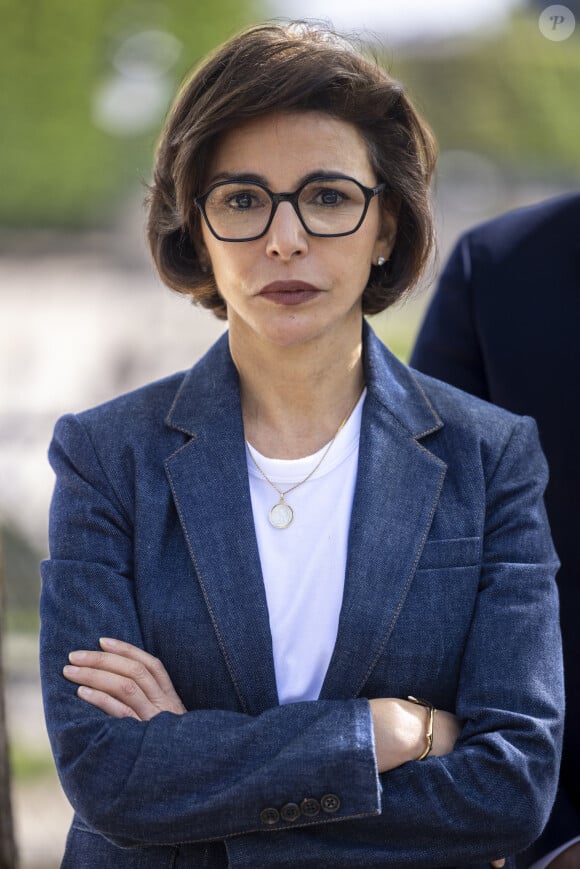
[208,171,267,185]
[207,170,352,188]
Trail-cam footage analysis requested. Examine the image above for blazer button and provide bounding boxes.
[280,802,301,822]
[260,807,280,825]
[300,797,321,817]
[320,793,341,814]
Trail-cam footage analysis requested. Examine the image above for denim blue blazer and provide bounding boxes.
[40,323,563,869]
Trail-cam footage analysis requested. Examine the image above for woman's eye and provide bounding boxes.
[314,188,346,207]
[226,192,257,209]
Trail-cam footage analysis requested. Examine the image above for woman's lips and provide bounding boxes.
[258,281,322,306]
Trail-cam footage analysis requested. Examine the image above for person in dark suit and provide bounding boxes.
[411,193,580,868]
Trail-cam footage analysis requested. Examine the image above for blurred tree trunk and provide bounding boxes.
[0,537,18,869]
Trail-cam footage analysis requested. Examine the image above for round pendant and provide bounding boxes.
[269,501,293,529]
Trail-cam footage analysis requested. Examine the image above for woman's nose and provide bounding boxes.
[265,202,309,260]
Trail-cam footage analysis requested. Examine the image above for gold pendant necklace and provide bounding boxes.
[246,388,364,530]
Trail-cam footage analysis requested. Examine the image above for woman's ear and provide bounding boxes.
[198,250,211,274]
[374,207,398,264]
[193,228,212,274]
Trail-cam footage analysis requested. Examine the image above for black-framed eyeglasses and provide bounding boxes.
[195,175,386,242]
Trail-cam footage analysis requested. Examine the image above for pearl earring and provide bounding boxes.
[377,256,386,267]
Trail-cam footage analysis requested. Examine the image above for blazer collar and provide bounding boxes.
[164,324,445,710]
[165,331,241,437]
[166,323,442,440]
[361,320,442,438]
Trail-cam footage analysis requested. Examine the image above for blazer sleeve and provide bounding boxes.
[410,234,489,400]
[40,413,381,847]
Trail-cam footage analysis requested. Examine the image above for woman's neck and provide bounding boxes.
[230,327,365,460]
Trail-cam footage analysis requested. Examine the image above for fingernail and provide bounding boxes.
[78,686,92,698]
[63,665,78,675]
[99,637,117,649]
[69,651,86,664]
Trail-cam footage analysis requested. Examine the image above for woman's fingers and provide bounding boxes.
[64,658,158,719]
[74,685,141,720]
[63,639,186,719]
[98,637,179,696]
[97,640,187,714]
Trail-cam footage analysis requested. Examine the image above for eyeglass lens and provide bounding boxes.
[202,178,369,239]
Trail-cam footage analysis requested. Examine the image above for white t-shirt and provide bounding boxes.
[246,391,365,705]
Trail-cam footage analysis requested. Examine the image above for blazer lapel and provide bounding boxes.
[164,335,278,715]
[321,325,447,700]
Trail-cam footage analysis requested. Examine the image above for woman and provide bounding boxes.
[40,21,563,868]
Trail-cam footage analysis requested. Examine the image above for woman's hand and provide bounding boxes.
[369,697,460,773]
[370,699,504,868]
[63,637,187,720]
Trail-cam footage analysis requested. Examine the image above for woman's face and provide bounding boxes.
[198,111,396,351]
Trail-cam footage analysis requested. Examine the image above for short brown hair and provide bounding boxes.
[147,21,437,319]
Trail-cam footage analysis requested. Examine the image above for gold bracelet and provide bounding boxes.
[407,696,435,761]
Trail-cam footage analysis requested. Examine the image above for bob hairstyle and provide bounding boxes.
[147,21,437,319]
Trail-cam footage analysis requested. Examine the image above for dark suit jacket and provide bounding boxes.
[411,193,580,864]
[40,324,563,868]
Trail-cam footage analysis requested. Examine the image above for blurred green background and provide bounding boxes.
[1,0,579,864]
[0,0,260,228]
[1,0,579,231]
